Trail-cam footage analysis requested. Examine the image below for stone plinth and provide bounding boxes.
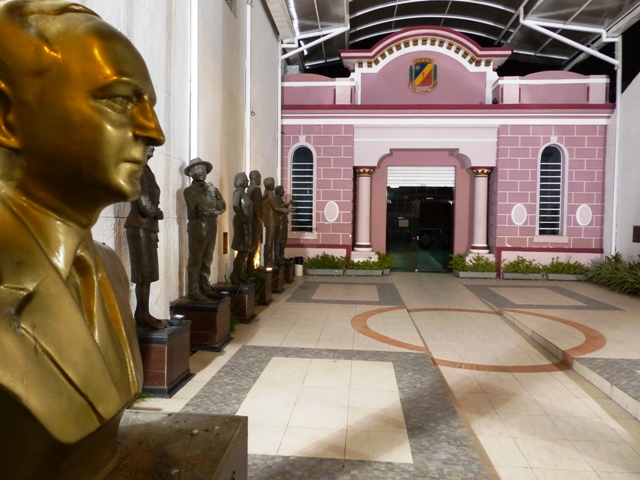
[212,282,256,323]
[254,270,273,306]
[283,262,295,283]
[137,320,193,398]
[108,412,247,480]
[169,297,232,351]
[272,266,285,293]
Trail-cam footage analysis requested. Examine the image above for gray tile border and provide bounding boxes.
[466,284,621,311]
[578,357,640,402]
[286,281,404,306]
[183,346,488,480]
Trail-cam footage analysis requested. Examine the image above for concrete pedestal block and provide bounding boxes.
[255,270,273,306]
[272,266,285,293]
[170,297,232,351]
[137,320,193,398]
[109,412,248,480]
[212,282,256,323]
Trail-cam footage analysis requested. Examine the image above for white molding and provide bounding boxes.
[282,115,610,126]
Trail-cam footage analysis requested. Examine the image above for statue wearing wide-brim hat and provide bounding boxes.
[185,157,213,176]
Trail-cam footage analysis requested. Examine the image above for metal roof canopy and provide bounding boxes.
[268,0,640,72]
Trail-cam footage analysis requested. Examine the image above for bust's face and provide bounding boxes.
[190,164,208,182]
[14,15,165,207]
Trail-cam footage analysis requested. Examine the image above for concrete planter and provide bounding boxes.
[502,272,544,280]
[306,268,344,276]
[453,270,497,279]
[382,268,391,275]
[546,273,588,281]
[345,269,383,276]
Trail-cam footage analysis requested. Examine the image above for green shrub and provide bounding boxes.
[346,258,377,270]
[305,253,347,269]
[375,252,394,270]
[448,254,500,272]
[502,256,543,274]
[544,257,588,275]
[588,253,640,296]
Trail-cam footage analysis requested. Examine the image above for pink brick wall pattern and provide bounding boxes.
[281,124,354,247]
[494,124,606,250]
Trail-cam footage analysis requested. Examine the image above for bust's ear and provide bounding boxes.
[0,81,20,151]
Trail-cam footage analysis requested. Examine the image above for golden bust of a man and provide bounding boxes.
[0,1,165,478]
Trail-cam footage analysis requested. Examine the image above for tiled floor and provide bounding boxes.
[133,272,640,479]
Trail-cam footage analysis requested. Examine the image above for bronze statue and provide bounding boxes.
[184,158,226,302]
[274,185,292,264]
[230,172,253,285]
[125,146,166,329]
[262,177,293,267]
[246,170,264,273]
[0,2,163,478]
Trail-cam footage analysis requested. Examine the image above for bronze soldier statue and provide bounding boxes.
[262,177,293,268]
[230,172,253,285]
[246,170,264,273]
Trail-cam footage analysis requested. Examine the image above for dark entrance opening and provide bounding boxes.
[386,186,454,272]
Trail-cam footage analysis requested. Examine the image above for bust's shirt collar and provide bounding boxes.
[2,186,89,279]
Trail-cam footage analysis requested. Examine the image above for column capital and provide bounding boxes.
[355,167,375,176]
[470,167,493,177]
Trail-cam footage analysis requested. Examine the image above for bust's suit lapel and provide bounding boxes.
[0,198,126,442]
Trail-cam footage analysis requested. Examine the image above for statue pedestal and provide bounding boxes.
[109,412,247,479]
[169,297,232,351]
[255,270,273,306]
[212,282,256,323]
[283,261,295,283]
[137,320,193,398]
[272,266,285,293]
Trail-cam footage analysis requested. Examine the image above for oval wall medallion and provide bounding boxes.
[324,201,340,223]
[511,203,527,226]
[576,204,593,226]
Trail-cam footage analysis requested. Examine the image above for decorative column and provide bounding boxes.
[354,167,375,252]
[470,167,493,253]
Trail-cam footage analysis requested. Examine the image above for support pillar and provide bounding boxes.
[354,167,375,253]
[469,167,492,253]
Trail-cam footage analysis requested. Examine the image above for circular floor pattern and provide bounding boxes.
[350,307,607,373]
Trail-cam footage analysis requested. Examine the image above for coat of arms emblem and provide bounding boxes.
[409,58,437,93]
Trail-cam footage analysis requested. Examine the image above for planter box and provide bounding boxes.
[345,269,383,276]
[382,268,391,275]
[546,273,588,281]
[306,268,344,276]
[453,270,497,279]
[502,272,544,280]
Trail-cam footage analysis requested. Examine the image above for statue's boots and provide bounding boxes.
[201,285,220,300]
[230,272,242,286]
[135,312,167,330]
[188,291,213,303]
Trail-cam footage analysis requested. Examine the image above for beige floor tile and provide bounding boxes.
[515,437,594,470]
[581,397,635,420]
[171,379,206,400]
[536,397,598,418]
[288,404,349,429]
[347,406,407,431]
[247,424,287,455]
[551,415,624,442]
[491,466,538,480]
[277,426,346,459]
[455,393,497,413]
[573,441,640,473]
[475,435,529,467]
[531,469,601,480]
[602,418,640,443]
[345,430,413,463]
[475,373,529,395]
[464,412,511,437]
[349,388,402,410]
[487,394,545,415]
[303,369,351,388]
[351,360,395,375]
[244,383,301,404]
[308,358,352,373]
[296,386,350,407]
[499,414,566,439]
[598,473,640,479]
[235,401,295,426]
[439,369,484,393]
[350,372,398,391]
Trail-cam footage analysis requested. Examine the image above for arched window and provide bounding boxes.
[290,146,314,232]
[538,145,564,235]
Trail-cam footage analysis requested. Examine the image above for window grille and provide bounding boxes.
[291,146,314,232]
[538,146,563,235]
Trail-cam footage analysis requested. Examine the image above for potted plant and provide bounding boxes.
[544,257,589,281]
[305,253,347,276]
[346,256,383,276]
[449,254,499,279]
[502,256,544,280]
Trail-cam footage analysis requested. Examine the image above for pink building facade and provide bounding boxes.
[281,27,612,267]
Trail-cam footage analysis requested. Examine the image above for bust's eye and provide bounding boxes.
[99,95,136,112]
